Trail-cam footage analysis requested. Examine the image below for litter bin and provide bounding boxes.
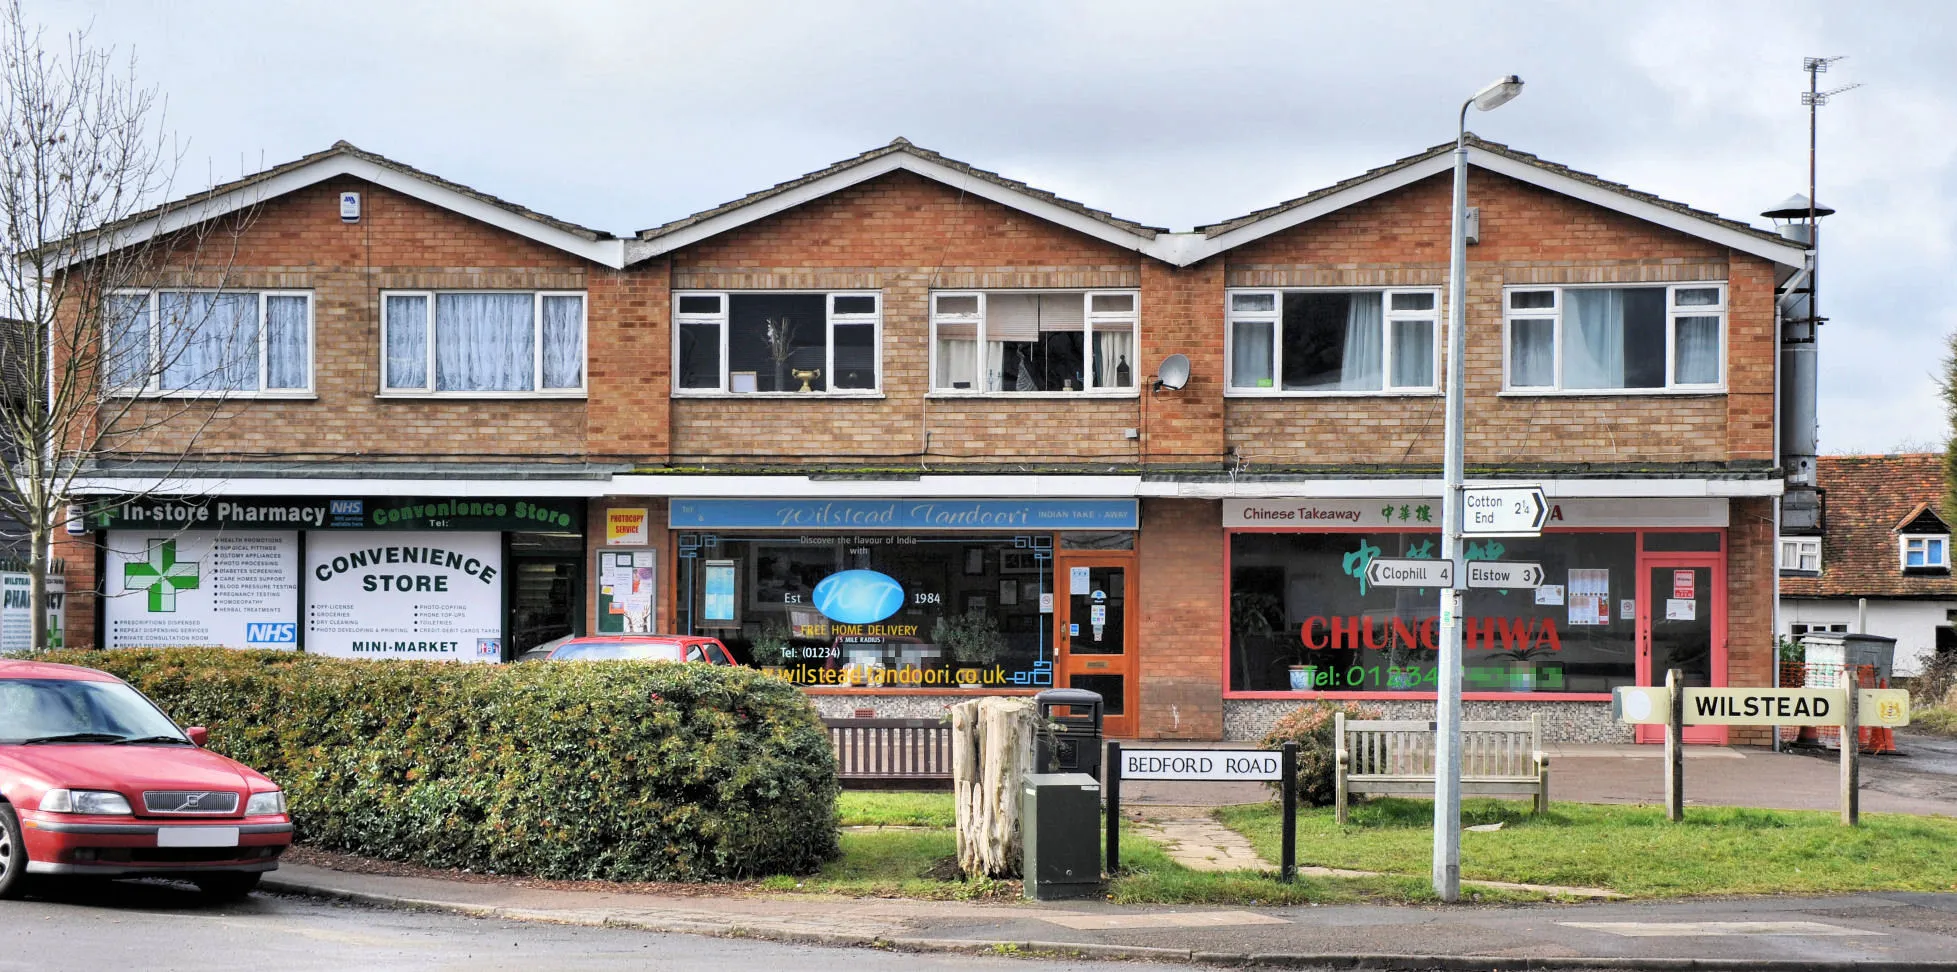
[1801,632,1897,685]
[1034,687,1103,781]
[1021,772,1102,900]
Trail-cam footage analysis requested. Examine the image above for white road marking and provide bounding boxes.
[1559,920,1883,937]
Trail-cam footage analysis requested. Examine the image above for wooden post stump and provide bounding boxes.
[950,696,1037,878]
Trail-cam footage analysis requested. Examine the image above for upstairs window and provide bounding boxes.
[930,291,1137,394]
[382,291,586,395]
[106,290,312,394]
[1226,288,1439,394]
[1505,284,1724,392]
[1903,535,1949,571]
[1777,537,1821,574]
[675,291,880,394]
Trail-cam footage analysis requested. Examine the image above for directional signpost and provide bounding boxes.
[1462,485,1548,537]
[1367,558,1453,588]
[1465,561,1544,589]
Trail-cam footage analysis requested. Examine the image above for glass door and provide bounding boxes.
[1054,554,1137,737]
[1635,558,1725,744]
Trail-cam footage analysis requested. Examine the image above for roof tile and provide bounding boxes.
[1782,454,1957,599]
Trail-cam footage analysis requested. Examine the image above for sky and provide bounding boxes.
[27,0,1956,455]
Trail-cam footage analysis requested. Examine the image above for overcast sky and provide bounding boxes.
[31,0,1955,455]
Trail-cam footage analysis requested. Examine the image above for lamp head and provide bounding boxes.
[1471,75,1525,111]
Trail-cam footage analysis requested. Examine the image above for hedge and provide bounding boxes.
[38,649,840,882]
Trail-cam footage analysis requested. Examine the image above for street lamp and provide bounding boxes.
[1434,74,1524,904]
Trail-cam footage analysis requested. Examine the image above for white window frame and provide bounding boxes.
[670,290,883,397]
[1501,282,1728,395]
[926,289,1140,397]
[1902,534,1950,570]
[378,290,588,398]
[1777,537,1821,573]
[1223,287,1442,397]
[106,288,315,398]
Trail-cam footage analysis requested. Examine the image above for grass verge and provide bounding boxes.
[1911,706,1957,737]
[1217,797,1957,897]
[837,790,957,828]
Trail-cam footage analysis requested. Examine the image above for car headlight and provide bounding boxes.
[244,790,286,816]
[39,788,134,815]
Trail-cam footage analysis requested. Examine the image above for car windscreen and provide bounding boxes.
[553,642,683,662]
[0,678,185,743]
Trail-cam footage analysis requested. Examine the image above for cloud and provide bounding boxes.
[26,0,1956,452]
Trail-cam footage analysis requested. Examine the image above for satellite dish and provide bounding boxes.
[1155,354,1190,391]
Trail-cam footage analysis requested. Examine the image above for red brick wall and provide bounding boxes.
[1221,169,1778,468]
[1136,498,1224,739]
[587,498,671,635]
[1726,496,1777,745]
[98,176,600,461]
[53,532,98,650]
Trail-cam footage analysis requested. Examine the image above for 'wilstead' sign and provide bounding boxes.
[1119,749,1283,781]
[1613,686,1911,728]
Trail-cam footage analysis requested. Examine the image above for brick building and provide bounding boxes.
[55,136,1808,743]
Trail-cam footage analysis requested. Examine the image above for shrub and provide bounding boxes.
[1259,700,1381,807]
[37,648,839,882]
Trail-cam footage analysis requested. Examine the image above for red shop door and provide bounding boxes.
[1635,558,1727,744]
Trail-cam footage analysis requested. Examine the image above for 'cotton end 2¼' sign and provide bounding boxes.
[1118,749,1283,781]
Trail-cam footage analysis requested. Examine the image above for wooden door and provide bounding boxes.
[1053,553,1138,737]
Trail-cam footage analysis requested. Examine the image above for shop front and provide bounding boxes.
[86,495,586,661]
[664,497,1144,735]
[1224,496,1733,743]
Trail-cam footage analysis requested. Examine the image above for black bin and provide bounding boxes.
[1034,687,1103,781]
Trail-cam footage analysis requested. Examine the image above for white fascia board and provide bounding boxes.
[608,474,1144,499]
[1172,148,1807,270]
[1173,155,1455,266]
[631,154,1161,263]
[1139,478,1782,499]
[68,477,611,498]
[1465,150,1807,268]
[46,156,626,271]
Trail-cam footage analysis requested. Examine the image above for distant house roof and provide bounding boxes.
[629,137,1167,261]
[36,141,628,269]
[1782,454,1957,599]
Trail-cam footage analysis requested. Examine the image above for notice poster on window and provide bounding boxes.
[305,531,502,662]
[0,572,64,651]
[704,560,736,621]
[1666,597,1696,621]
[1534,584,1564,606]
[1673,570,1696,599]
[103,530,299,649]
[1567,569,1610,626]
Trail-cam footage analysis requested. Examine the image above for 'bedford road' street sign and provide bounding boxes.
[1613,686,1912,727]
[1465,561,1544,589]
[1367,558,1454,588]
[1118,749,1284,781]
[1462,485,1548,536]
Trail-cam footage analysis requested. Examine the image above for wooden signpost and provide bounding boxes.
[1613,671,1910,826]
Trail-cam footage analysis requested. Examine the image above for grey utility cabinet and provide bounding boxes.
[1021,772,1102,900]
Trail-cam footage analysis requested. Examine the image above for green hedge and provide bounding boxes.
[39,649,840,881]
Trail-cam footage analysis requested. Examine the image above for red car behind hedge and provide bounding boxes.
[0,659,293,900]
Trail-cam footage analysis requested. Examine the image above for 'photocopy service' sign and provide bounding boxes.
[1118,749,1283,781]
[304,531,502,662]
[102,531,299,650]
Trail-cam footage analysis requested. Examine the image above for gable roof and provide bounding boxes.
[627,135,1809,270]
[629,137,1167,261]
[1782,454,1957,599]
[1174,134,1809,269]
[1896,502,1949,534]
[40,141,628,270]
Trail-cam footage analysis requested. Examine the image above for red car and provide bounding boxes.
[545,635,736,664]
[0,659,293,900]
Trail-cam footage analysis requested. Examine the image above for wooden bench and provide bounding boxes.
[824,717,953,788]
[1334,713,1548,823]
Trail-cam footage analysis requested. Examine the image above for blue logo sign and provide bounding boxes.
[669,498,1138,531]
[329,500,363,516]
[811,570,906,625]
[245,622,298,644]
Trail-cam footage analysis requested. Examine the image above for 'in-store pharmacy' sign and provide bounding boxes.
[89,496,581,533]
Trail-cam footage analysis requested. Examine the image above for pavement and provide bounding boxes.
[236,738,1957,969]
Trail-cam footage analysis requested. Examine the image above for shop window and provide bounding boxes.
[1227,531,1639,695]
[381,291,586,395]
[679,534,1054,690]
[674,291,880,394]
[930,291,1137,394]
[1226,288,1438,394]
[105,290,313,394]
[1504,284,1724,392]
[1059,532,1135,551]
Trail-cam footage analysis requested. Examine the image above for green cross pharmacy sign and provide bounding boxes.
[123,539,201,612]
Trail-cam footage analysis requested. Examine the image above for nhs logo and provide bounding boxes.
[246,622,298,644]
[329,500,363,516]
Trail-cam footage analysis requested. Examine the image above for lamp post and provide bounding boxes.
[1434,74,1524,904]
